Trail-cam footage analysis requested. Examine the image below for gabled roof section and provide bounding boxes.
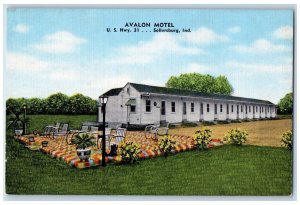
[129,82,274,105]
[102,88,122,96]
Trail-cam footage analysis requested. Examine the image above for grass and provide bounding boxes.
[5,115,293,195]
[24,114,97,133]
[169,119,292,147]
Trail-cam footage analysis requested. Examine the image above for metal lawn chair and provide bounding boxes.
[53,123,69,138]
[97,127,112,149]
[110,128,126,145]
[145,122,160,139]
[42,122,60,137]
[145,122,169,139]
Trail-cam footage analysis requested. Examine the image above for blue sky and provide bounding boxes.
[5,8,293,103]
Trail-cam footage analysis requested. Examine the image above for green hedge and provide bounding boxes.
[6,93,97,115]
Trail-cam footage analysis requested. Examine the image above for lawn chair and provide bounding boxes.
[96,127,112,149]
[145,122,160,138]
[110,128,126,145]
[42,122,61,137]
[53,123,69,138]
[90,126,99,132]
[70,125,89,133]
[157,122,169,136]
[145,122,169,140]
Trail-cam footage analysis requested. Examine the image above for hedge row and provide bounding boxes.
[6,93,98,115]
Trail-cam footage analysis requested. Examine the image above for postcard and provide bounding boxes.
[4,6,294,196]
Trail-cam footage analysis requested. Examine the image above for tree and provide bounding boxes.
[26,98,45,115]
[45,93,69,114]
[68,93,97,114]
[277,92,293,114]
[166,73,233,95]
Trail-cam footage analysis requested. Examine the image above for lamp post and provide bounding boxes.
[99,95,108,167]
[23,104,27,135]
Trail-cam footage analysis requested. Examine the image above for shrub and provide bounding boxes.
[181,122,198,127]
[158,135,176,157]
[70,133,96,150]
[193,128,212,150]
[201,121,217,126]
[281,130,292,150]
[224,128,248,145]
[118,141,141,164]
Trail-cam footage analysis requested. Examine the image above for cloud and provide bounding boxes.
[273,26,293,40]
[104,33,202,65]
[227,26,241,34]
[33,31,86,54]
[225,60,292,74]
[6,52,80,81]
[49,70,80,81]
[231,39,290,54]
[181,27,230,45]
[185,63,211,73]
[6,52,50,72]
[13,24,30,34]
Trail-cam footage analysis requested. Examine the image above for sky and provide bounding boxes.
[5,8,293,104]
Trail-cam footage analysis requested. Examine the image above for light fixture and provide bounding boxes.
[99,95,108,105]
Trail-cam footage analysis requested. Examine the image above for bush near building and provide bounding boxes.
[6,93,97,115]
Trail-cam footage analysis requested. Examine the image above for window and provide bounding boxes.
[226,104,229,114]
[200,103,203,114]
[191,102,194,113]
[183,102,187,115]
[214,104,217,114]
[207,104,210,113]
[127,87,130,94]
[171,102,176,113]
[231,105,234,113]
[130,105,136,113]
[253,106,255,113]
[262,107,264,113]
[256,106,258,112]
[246,105,247,114]
[220,104,223,113]
[268,106,270,112]
[249,106,251,112]
[161,101,166,115]
[237,105,239,114]
[241,105,243,112]
[146,100,151,112]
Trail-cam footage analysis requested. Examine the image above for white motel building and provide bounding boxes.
[98,82,276,125]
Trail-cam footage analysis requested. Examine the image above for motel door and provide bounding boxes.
[182,102,187,121]
[160,101,166,122]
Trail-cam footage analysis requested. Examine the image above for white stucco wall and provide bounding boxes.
[99,85,276,124]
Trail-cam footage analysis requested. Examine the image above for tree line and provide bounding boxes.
[6,93,97,115]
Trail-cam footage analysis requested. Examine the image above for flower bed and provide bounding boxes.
[17,132,223,169]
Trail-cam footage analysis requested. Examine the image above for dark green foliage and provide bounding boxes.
[201,121,217,126]
[6,101,30,131]
[166,73,234,95]
[71,133,96,150]
[45,93,69,114]
[68,94,97,114]
[277,93,293,115]
[181,122,199,127]
[6,93,97,115]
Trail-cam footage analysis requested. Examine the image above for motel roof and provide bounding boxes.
[102,82,275,105]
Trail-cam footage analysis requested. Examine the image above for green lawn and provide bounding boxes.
[22,114,97,133]
[5,115,292,195]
